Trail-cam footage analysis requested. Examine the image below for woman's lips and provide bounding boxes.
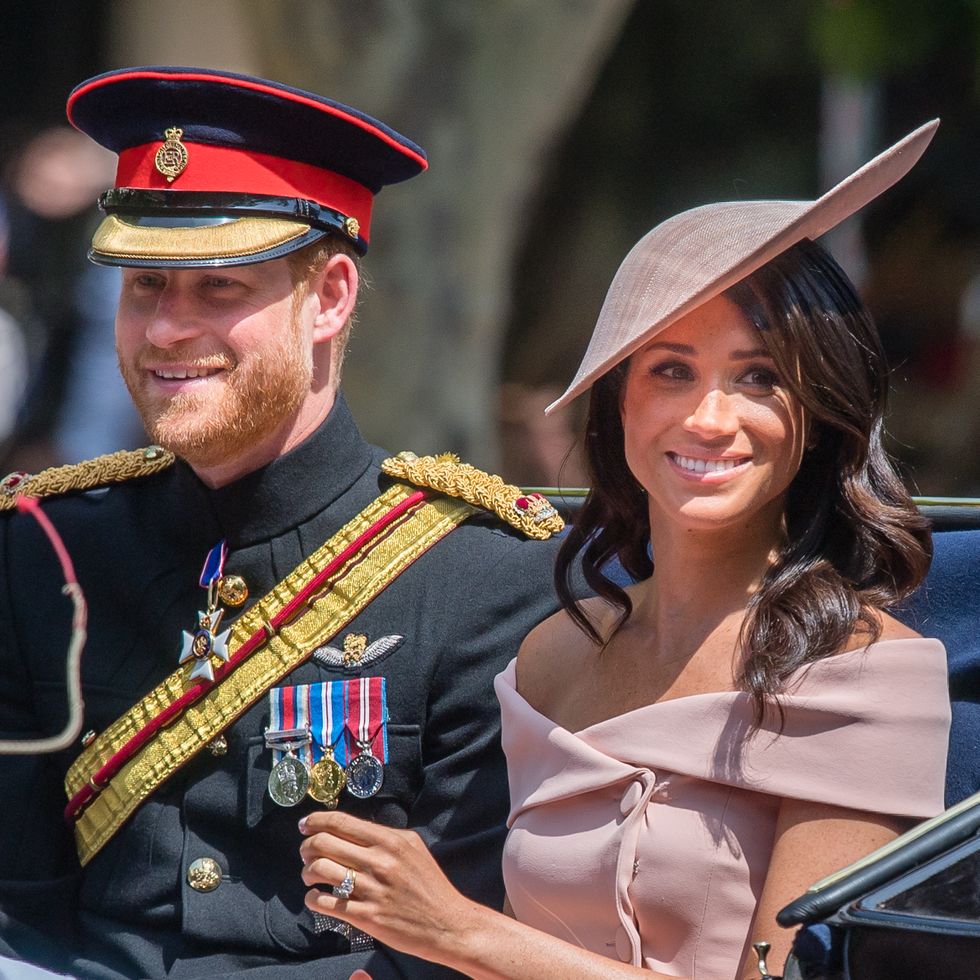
[666,451,752,481]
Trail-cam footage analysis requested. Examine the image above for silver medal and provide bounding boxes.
[268,753,310,806]
[346,751,384,798]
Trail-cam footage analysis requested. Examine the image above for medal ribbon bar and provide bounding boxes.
[311,679,347,765]
[269,688,317,768]
[345,676,388,762]
[270,683,352,769]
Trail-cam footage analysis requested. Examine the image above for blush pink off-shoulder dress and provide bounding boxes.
[495,638,950,979]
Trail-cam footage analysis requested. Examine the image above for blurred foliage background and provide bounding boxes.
[1,0,978,494]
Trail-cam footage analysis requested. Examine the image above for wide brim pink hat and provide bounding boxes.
[547,120,939,414]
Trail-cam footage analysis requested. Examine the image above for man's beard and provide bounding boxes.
[120,321,312,469]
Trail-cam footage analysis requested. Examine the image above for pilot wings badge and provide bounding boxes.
[312,633,404,671]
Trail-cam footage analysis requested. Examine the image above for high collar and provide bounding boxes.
[170,392,375,548]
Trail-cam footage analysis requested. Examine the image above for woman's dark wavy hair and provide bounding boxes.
[555,237,932,727]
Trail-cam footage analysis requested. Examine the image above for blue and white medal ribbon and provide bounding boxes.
[199,539,228,603]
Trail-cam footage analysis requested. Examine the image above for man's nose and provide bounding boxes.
[143,284,203,347]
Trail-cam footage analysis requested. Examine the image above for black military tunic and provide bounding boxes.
[0,395,566,979]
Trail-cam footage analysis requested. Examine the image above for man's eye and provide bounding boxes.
[133,274,164,288]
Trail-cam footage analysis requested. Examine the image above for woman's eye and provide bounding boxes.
[650,361,693,382]
[741,366,779,389]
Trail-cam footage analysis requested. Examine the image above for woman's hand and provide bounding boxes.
[300,811,657,979]
[299,810,482,964]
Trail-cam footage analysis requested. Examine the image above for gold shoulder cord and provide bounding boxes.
[0,446,175,511]
[381,451,564,540]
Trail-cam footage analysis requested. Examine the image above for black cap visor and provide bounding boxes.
[89,189,364,268]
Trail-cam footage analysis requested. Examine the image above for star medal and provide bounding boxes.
[178,540,233,682]
[179,608,231,683]
[265,727,312,807]
[308,743,346,807]
[346,740,384,799]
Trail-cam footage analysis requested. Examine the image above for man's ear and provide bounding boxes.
[310,252,359,344]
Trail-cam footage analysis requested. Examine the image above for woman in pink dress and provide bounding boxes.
[298,122,951,979]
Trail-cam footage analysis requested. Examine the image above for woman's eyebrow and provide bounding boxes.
[730,347,772,360]
[644,342,694,355]
[641,343,773,359]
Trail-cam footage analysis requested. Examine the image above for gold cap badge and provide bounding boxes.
[154,127,189,182]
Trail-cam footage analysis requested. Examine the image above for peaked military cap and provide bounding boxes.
[67,66,427,266]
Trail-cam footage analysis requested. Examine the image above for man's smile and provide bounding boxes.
[151,365,225,381]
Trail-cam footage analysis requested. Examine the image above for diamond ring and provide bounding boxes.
[333,867,357,900]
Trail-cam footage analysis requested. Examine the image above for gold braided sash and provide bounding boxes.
[66,484,475,865]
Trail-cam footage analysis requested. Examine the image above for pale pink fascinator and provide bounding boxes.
[546,120,939,414]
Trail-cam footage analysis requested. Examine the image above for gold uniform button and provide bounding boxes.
[187,857,222,892]
[216,574,248,607]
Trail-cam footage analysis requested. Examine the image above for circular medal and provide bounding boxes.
[308,755,346,804]
[217,575,248,607]
[268,755,310,807]
[346,752,384,799]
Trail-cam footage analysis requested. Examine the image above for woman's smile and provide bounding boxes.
[665,451,753,482]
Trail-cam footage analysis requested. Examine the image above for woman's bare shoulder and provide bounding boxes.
[876,610,922,641]
[844,609,922,652]
[515,598,610,712]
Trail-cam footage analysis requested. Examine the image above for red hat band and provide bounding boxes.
[116,140,374,243]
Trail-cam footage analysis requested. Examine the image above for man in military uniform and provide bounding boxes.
[0,67,568,979]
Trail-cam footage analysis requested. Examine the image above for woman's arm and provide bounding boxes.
[741,614,930,976]
[300,802,911,979]
[299,810,678,980]
[739,798,910,979]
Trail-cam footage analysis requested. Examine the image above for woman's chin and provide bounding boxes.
[653,494,782,539]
